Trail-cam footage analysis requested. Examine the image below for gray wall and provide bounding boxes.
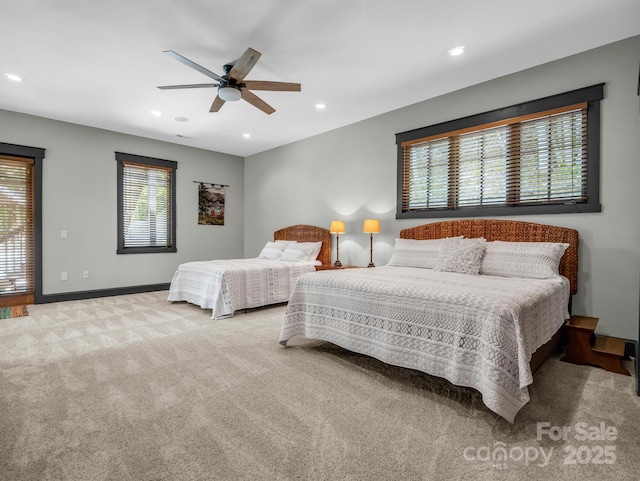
[0,110,244,295]
[1,36,638,341]
[245,36,640,341]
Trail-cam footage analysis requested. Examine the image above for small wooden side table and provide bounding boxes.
[315,265,359,271]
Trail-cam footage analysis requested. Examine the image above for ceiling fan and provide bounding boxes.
[157,48,301,115]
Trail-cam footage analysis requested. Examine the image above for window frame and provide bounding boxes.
[0,142,44,304]
[395,84,604,219]
[116,152,177,254]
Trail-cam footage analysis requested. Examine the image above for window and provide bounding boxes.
[396,84,603,219]
[0,142,43,306]
[116,152,177,254]
[0,155,34,300]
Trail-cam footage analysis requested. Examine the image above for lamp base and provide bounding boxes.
[333,260,343,268]
[367,262,375,268]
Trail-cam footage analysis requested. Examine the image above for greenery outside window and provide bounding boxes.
[396,84,603,219]
[116,152,177,254]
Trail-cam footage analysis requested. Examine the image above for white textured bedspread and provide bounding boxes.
[167,259,318,319]
[279,266,570,422]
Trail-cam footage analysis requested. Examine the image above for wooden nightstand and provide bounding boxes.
[315,265,359,271]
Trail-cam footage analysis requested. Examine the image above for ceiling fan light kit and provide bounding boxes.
[158,47,301,114]
[218,85,242,102]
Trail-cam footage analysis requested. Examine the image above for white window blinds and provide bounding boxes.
[121,162,172,248]
[116,152,177,254]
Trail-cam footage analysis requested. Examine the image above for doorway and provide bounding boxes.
[0,154,35,307]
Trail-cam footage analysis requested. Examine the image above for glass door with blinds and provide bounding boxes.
[0,155,34,306]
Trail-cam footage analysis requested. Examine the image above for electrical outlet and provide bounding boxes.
[61,230,68,239]
[83,271,90,279]
[61,272,68,281]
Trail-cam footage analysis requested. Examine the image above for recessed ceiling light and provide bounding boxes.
[447,46,465,57]
[173,116,189,122]
[315,103,326,110]
[4,73,24,82]
[243,133,251,139]
[150,110,162,116]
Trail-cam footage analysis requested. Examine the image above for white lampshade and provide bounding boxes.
[363,219,380,234]
[330,220,345,234]
[218,85,242,102]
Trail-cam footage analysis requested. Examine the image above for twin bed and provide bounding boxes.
[169,219,578,422]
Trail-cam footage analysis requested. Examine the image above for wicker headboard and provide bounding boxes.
[400,219,579,295]
[274,224,332,266]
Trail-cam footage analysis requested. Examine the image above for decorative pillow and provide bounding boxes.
[434,237,487,275]
[388,237,463,269]
[258,241,287,260]
[301,241,323,262]
[280,242,322,262]
[480,241,569,279]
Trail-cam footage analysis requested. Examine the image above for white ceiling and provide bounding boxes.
[1,1,639,158]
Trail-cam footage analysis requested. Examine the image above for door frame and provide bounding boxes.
[0,142,45,305]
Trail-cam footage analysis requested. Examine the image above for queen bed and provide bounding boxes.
[279,219,579,423]
[167,224,331,319]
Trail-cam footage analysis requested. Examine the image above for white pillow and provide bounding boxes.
[434,237,487,275]
[280,242,322,262]
[480,241,569,279]
[258,241,287,260]
[302,241,322,261]
[388,237,462,269]
[275,240,297,247]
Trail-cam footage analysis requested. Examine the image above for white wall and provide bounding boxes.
[0,110,244,295]
[245,36,640,341]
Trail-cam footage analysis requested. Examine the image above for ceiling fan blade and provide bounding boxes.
[163,50,223,81]
[210,95,226,112]
[242,81,301,92]
[157,83,219,90]
[241,89,275,115]
[228,48,261,81]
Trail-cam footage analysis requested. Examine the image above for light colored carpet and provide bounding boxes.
[0,291,638,481]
